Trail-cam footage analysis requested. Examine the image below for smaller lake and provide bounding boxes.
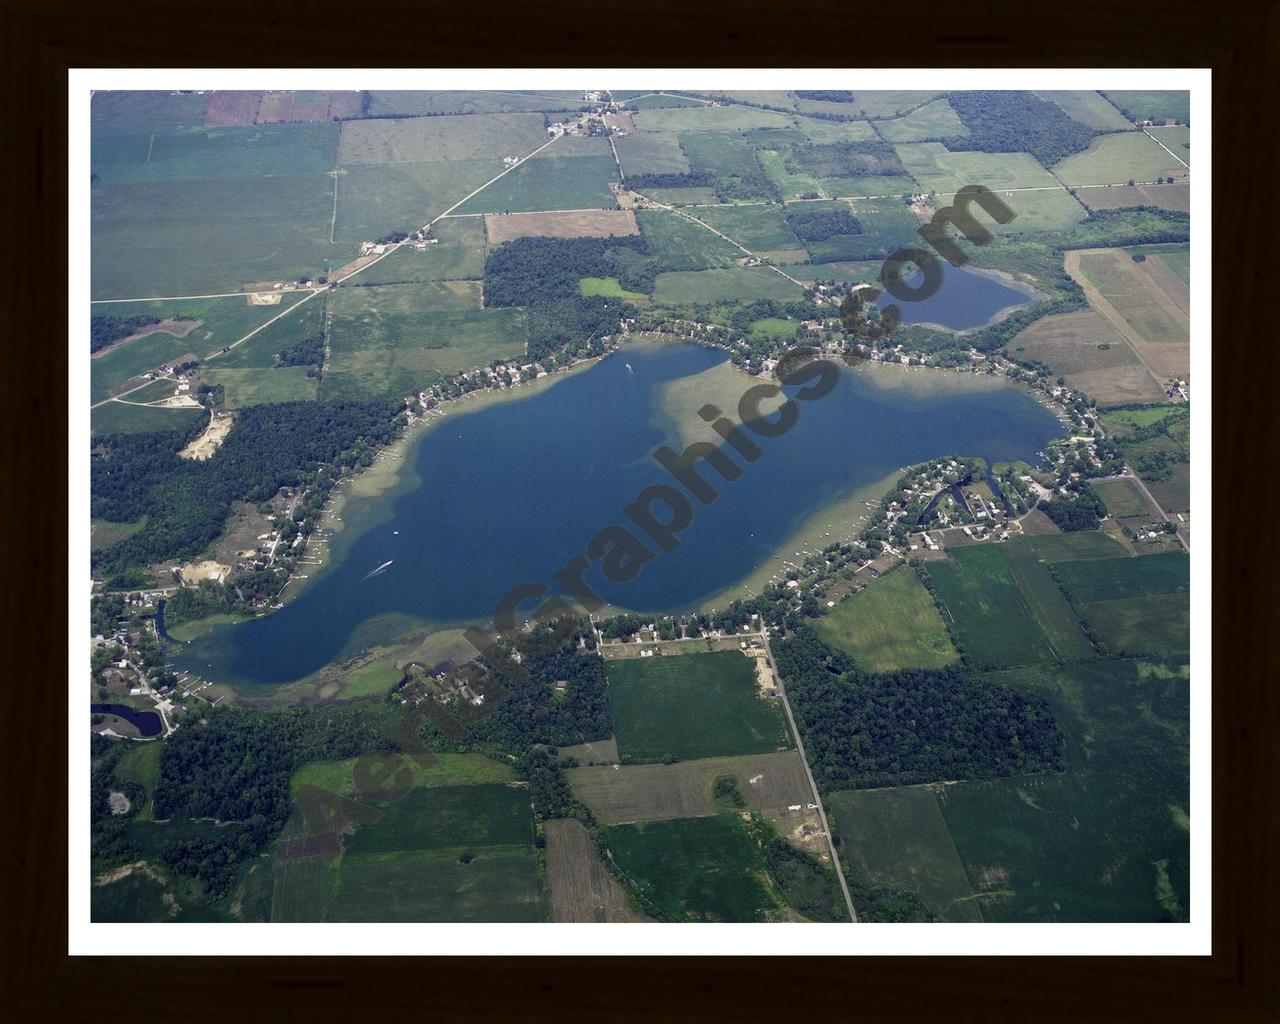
[91,703,162,738]
[877,263,1040,332]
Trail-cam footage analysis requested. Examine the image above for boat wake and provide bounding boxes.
[361,559,393,581]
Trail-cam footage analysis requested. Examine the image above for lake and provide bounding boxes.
[876,263,1042,332]
[178,343,1062,689]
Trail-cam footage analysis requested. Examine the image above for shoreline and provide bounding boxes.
[899,264,1048,336]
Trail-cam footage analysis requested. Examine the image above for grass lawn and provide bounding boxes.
[813,565,958,673]
[606,650,792,764]
[652,266,802,305]
[604,814,779,921]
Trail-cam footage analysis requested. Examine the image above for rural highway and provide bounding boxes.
[760,631,860,923]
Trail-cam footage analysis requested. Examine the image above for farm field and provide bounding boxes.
[332,280,483,316]
[544,818,647,922]
[970,188,1088,234]
[365,90,581,117]
[1067,248,1190,381]
[337,113,547,165]
[1101,91,1190,124]
[1055,552,1190,656]
[893,142,1061,194]
[620,92,706,110]
[791,116,877,145]
[91,401,205,436]
[802,197,924,262]
[1076,181,1190,214]
[92,174,342,299]
[874,99,968,142]
[925,544,1060,669]
[453,154,619,214]
[92,90,211,130]
[290,752,514,797]
[692,203,802,251]
[604,814,778,922]
[1054,132,1187,187]
[580,277,646,300]
[90,293,314,399]
[637,209,739,270]
[342,784,533,855]
[483,208,638,244]
[755,150,825,201]
[827,786,982,923]
[567,750,811,825]
[997,538,1097,662]
[614,132,690,175]
[1033,90,1134,131]
[813,566,958,673]
[606,650,792,764]
[1147,126,1191,166]
[1008,309,1167,406]
[91,123,340,185]
[640,186,720,206]
[332,160,503,243]
[323,306,526,400]
[1093,477,1158,519]
[352,217,486,284]
[632,104,793,133]
[940,659,1189,921]
[201,366,317,407]
[209,294,326,369]
[652,267,802,306]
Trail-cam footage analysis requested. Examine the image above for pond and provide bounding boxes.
[91,703,162,738]
[876,263,1042,332]
[177,343,1062,690]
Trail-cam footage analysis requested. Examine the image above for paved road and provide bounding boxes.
[760,631,859,923]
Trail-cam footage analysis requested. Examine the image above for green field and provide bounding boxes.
[804,197,924,261]
[819,174,919,199]
[692,203,803,251]
[1054,551,1189,603]
[1101,91,1190,124]
[1054,132,1186,186]
[91,401,206,437]
[1034,91,1134,131]
[792,116,877,145]
[333,279,483,315]
[92,91,210,131]
[813,566,958,673]
[632,105,793,133]
[365,90,582,117]
[1146,126,1191,167]
[92,123,339,185]
[827,786,982,922]
[606,650,792,764]
[604,814,778,921]
[1055,552,1190,657]
[579,276,646,300]
[894,142,1061,194]
[972,188,1088,234]
[291,752,514,797]
[351,217,486,283]
[926,544,1059,668]
[640,186,720,206]
[323,306,527,400]
[677,132,768,186]
[622,92,707,110]
[997,539,1097,661]
[755,150,824,201]
[90,293,313,400]
[209,295,326,369]
[328,847,544,922]
[614,132,690,175]
[939,659,1189,921]
[337,113,547,165]
[343,784,533,855]
[333,159,502,242]
[637,209,740,270]
[874,99,968,142]
[652,266,802,306]
[453,154,619,214]
[92,173,345,299]
[114,742,162,819]
[1093,477,1156,518]
[201,365,317,407]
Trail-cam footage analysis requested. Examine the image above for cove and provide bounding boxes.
[877,263,1042,332]
[177,343,1062,690]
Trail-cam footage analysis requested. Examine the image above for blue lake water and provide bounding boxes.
[178,343,1061,689]
[876,263,1039,332]
[91,703,162,738]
